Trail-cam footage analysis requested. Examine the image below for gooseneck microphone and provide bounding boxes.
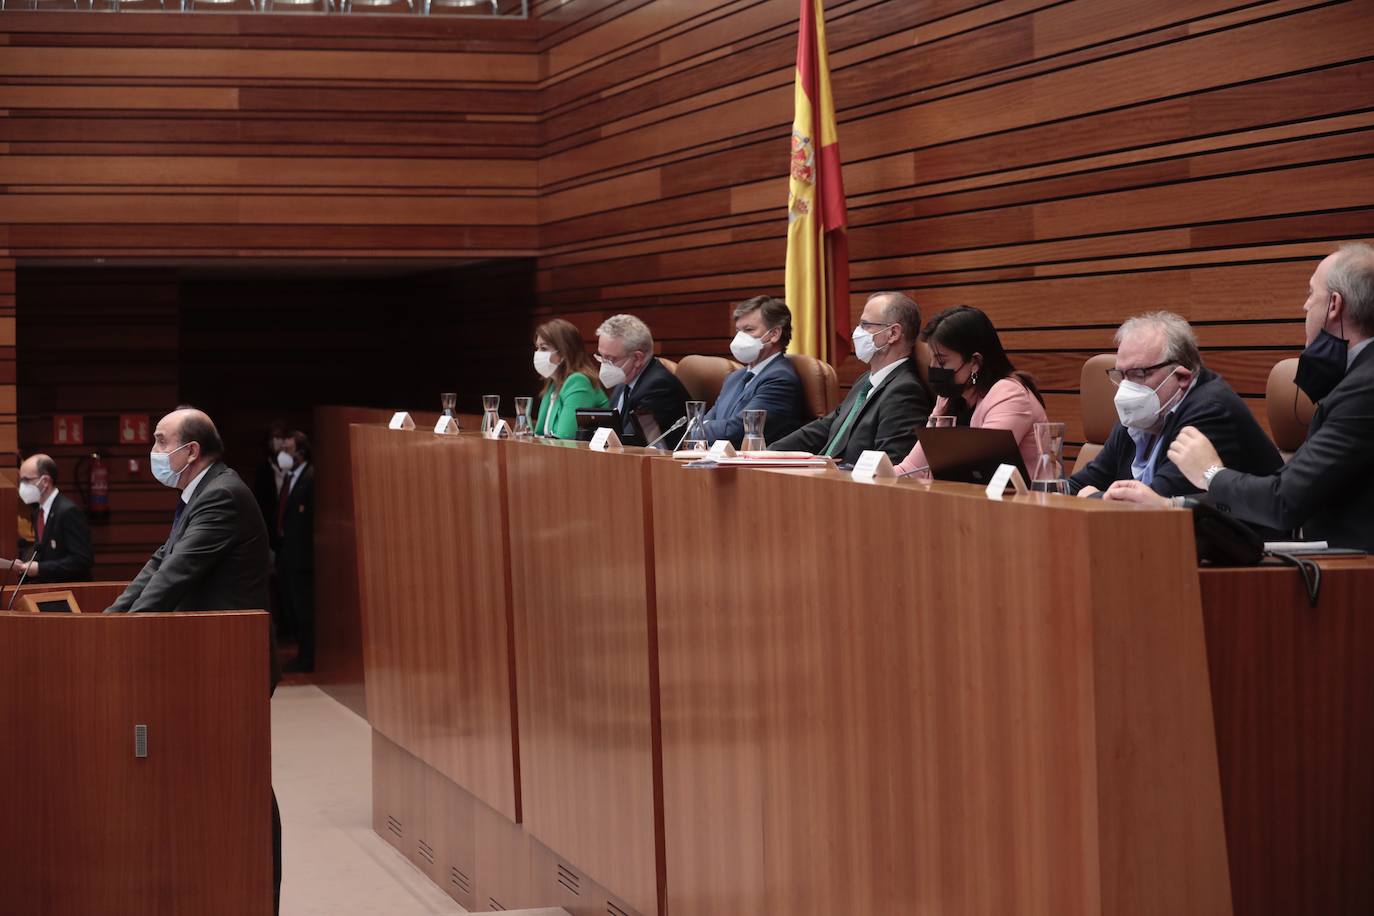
[5,545,39,611]
[646,416,687,451]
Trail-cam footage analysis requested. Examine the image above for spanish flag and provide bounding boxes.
[785,0,849,364]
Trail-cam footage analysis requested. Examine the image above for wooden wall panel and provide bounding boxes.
[531,0,1374,453]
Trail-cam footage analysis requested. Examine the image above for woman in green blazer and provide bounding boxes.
[532,317,609,439]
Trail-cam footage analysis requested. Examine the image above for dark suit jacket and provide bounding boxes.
[701,354,808,446]
[106,462,277,688]
[1209,343,1374,550]
[274,463,314,574]
[31,491,94,583]
[610,356,690,439]
[770,358,932,466]
[1069,366,1283,497]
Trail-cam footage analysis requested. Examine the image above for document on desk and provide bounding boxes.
[684,454,836,469]
[1264,540,1366,556]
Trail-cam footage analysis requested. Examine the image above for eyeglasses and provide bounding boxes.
[858,320,894,331]
[594,353,633,366]
[1106,360,1175,386]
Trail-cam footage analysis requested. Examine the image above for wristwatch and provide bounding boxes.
[1202,464,1224,486]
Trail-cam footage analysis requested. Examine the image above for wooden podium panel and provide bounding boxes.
[651,467,1232,916]
[2,579,129,613]
[1201,560,1374,916]
[351,425,518,820]
[505,439,663,916]
[0,610,272,916]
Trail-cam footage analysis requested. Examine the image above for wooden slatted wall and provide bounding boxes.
[532,0,1374,447]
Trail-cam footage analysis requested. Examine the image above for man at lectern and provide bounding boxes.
[1166,243,1374,551]
[6,452,93,583]
[103,405,283,913]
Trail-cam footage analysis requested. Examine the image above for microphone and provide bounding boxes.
[5,544,38,611]
[646,416,687,451]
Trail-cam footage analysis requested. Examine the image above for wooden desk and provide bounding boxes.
[1,579,129,613]
[0,609,272,916]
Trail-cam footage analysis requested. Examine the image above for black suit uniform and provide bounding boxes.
[1208,343,1374,550]
[30,491,94,583]
[609,356,690,438]
[274,463,315,667]
[1069,366,1284,497]
[770,358,933,466]
[104,459,282,914]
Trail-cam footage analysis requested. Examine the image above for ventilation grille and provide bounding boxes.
[449,866,471,894]
[417,839,434,864]
[385,815,403,839]
[488,897,506,911]
[557,862,581,896]
[607,902,630,916]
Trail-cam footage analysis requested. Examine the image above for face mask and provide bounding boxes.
[533,349,558,379]
[277,450,295,471]
[1294,328,1348,402]
[599,359,628,389]
[19,481,41,505]
[853,324,892,364]
[729,330,768,365]
[150,442,193,489]
[927,365,970,400]
[1114,371,1181,430]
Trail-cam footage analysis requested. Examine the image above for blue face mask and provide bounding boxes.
[1295,328,1348,403]
[150,441,193,489]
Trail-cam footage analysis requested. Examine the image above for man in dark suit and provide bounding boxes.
[771,291,933,466]
[596,313,690,439]
[1069,312,1283,500]
[701,295,808,446]
[274,430,315,674]
[1167,243,1374,551]
[103,406,282,913]
[11,452,93,583]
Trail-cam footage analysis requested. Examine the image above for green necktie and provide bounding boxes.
[822,377,873,457]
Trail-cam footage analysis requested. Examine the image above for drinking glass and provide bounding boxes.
[741,409,767,452]
[440,392,457,417]
[680,401,709,450]
[927,415,957,428]
[513,397,533,440]
[482,394,501,434]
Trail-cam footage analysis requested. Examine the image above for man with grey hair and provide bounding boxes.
[1167,243,1374,549]
[771,291,932,465]
[596,313,689,439]
[1070,310,1281,501]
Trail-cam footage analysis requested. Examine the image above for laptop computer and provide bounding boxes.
[917,426,1028,485]
[573,408,662,448]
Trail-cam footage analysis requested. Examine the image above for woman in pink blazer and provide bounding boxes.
[895,305,1048,475]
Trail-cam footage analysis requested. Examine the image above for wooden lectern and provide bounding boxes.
[0,610,273,916]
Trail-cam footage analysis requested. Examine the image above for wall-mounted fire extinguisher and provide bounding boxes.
[75,452,111,523]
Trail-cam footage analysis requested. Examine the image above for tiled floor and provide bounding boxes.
[272,684,466,916]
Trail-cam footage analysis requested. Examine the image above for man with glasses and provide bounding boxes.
[1070,311,1281,502]
[3,452,93,583]
[771,291,932,465]
[596,313,690,439]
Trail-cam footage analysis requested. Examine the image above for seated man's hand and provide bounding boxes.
[1166,426,1223,489]
[1076,485,1101,498]
[1104,479,1172,506]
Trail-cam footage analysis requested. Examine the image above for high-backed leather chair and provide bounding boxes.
[674,355,741,406]
[1072,353,1118,474]
[1265,357,1315,461]
[657,356,678,375]
[913,339,932,388]
[787,353,839,418]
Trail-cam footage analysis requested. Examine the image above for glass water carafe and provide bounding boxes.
[680,400,709,450]
[1031,421,1067,492]
[481,394,501,434]
[741,409,767,452]
[513,396,533,439]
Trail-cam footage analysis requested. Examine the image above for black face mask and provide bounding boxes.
[927,365,969,400]
[1295,328,1348,403]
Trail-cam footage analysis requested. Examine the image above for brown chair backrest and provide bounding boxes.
[1073,353,1118,474]
[674,354,741,406]
[913,339,932,387]
[657,356,678,375]
[1265,357,1315,459]
[788,353,839,418]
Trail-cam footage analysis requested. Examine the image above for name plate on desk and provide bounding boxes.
[851,450,897,481]
[434,416,459,436]
[484,419,510,440]
[985,463,1028,500]
[708,440,737,458]
[389,411,416,431]
[589,428,622,451]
